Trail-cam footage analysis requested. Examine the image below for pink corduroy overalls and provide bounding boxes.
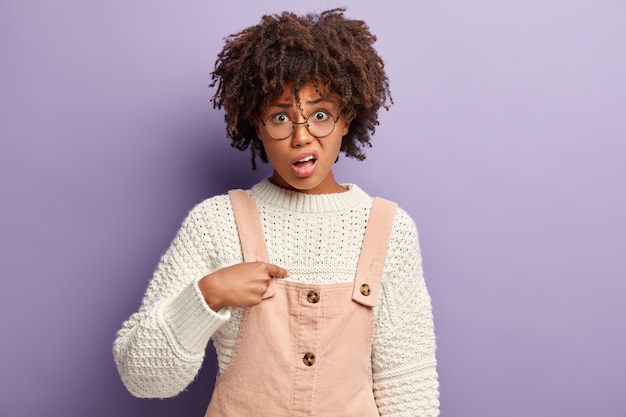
[204,189,397,417]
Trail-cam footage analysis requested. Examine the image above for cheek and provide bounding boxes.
[260,139,284,162]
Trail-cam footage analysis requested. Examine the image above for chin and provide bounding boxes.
[287,179,321,192]
[273,176,319,193]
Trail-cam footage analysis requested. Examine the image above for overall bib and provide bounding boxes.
[205,189,397,417]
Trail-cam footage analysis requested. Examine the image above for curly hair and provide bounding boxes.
[210,8,392,169]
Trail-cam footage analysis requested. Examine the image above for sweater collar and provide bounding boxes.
[250,178,371,213]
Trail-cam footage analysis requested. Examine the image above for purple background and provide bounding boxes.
[1,1,625,416]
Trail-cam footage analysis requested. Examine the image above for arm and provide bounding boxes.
[112,197,289,398]
[113,202,230,398]
[372,210,440,416]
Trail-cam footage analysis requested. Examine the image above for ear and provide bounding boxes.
[340,113,352,136]
[342,120,350,136]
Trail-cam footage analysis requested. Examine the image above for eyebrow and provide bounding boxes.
[271,98,327,109]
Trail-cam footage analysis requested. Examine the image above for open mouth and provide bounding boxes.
[291,154,317,177]
[293,155,316,167]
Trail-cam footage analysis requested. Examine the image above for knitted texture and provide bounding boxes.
[113,179,439,416]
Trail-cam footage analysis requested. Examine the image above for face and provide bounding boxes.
[256,81,349,195]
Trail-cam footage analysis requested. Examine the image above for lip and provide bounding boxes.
[290,151,319,178]
[291,151,319,165]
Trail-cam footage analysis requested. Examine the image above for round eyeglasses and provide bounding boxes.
[260,111,341,140]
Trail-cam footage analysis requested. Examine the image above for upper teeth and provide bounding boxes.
[298,155,314,163]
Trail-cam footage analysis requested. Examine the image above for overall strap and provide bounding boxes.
[352,197,398,307]
[228,189,276,299]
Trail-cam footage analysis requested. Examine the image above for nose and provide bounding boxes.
[291,121,314,147]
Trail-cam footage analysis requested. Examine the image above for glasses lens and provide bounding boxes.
[307,112,336,138]
[265,116,292,139]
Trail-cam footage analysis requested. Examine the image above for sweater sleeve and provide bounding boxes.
[372,209,440,416]
[113,200,232,398]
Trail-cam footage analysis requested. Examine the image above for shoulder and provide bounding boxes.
[392,205,418,233]
[187,191,235,218]
[370,195,417,232]
[176,191,238,238]
[169,191,246,260]
[351,184,419,239]
[369,197,420,252]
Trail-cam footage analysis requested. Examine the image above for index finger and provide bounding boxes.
[266,263,289,279]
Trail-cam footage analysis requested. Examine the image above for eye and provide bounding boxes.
[309,110,330,122]
[269,113,291,124]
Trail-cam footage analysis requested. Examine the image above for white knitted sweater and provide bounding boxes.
[114,179,439,416]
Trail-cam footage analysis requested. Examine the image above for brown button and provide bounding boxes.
[360,283,371,296]
[303,352,316,366]
[307,290,320,304]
